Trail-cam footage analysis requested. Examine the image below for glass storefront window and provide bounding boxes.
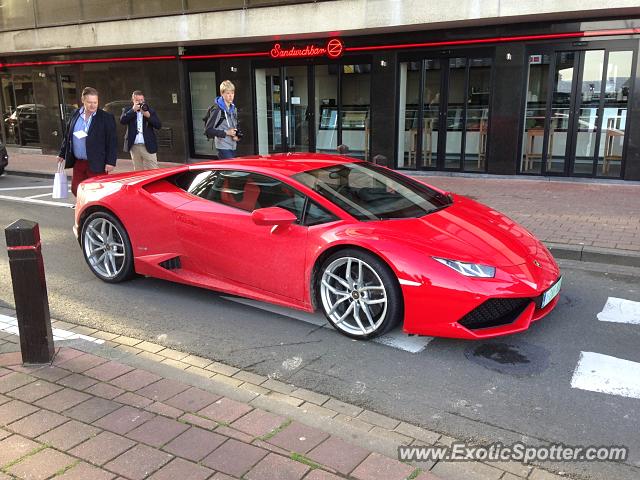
[1,73,42,147]
[397,62,420,168]
[189,71,217,156]
[256,67,282,154]
[463,58,491,172]
[314,65,338,154]
[547,51,575,174]
[444,58,466,169]
[597,50,632,177]
[340,64,370,160]
[521,54,551,173]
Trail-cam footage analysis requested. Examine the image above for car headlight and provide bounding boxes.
[432,257,496,278]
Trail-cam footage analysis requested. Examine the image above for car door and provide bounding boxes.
[174,170,309,301]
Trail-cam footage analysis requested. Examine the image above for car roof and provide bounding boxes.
[188,153,361,177]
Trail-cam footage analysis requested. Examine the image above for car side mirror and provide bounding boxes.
[251,207,297,226]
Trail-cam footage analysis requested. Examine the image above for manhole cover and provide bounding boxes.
[465,340,550,376]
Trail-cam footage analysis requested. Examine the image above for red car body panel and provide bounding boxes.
[74,154,561,339]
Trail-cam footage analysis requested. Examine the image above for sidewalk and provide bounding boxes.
[0,306,565,480]
[4,147,640,267]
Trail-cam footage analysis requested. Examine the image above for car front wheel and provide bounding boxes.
[81,211,134,283]
[319,249,402,339]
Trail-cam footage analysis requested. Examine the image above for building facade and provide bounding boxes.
[1,0,639,180]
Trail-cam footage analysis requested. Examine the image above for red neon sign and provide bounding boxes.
[270,38,343,59]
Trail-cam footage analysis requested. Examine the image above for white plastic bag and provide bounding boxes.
[52,163,68,199]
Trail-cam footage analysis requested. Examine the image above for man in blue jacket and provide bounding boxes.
[120,90,162,170]
[57,86,117,196]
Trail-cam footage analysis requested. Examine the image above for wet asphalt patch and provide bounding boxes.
[465,340,550,376]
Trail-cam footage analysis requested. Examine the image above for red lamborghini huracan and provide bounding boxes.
[74,154,561,340]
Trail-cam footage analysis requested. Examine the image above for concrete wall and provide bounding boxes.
[2,0,640,55]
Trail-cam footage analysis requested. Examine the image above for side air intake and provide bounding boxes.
[159,257,181,270]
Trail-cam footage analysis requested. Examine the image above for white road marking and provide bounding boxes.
[222,296,433,353]
[0,185,54,191]
[597,297,640,325]
[571,351,640,400]
[0,314,104,344]
[27,191,70,199]
[0,194,74,208]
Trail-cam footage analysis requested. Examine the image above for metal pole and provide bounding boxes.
[5,219,54,364]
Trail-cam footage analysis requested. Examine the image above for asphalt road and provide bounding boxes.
[1,174,639,480]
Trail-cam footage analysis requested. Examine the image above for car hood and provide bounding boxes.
[369,195,541,267]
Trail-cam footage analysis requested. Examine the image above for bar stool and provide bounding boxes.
[523,127,554,171]
[408,119,433,167]
[477,119,488,169]
[603,118,623,175]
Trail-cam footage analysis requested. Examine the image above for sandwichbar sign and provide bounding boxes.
[270,38,343,59]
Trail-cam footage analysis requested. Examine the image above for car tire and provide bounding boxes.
[318,249,402,339]
[81,211,134,283]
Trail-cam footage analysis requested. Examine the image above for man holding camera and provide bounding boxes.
[204,80,240,159]
[120,90,161,170]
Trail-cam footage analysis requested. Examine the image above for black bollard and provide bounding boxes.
[5,219,54,364]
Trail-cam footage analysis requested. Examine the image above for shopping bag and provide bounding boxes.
[52,163,68,199]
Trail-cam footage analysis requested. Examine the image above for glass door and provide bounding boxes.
[55,68,79,139]
[522,46,635,177]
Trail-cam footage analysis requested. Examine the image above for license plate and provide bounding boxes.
[541,277,562,309]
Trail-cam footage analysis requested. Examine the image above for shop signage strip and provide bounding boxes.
[0,55,176,68]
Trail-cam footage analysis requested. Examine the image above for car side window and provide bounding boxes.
[303,200,338,226]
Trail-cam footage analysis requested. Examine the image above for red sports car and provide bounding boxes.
[74,154,561,340]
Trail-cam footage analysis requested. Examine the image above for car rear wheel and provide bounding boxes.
[319,249,402,339]
[81,211,134,283]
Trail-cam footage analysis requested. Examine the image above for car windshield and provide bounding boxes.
[293,162,452,221]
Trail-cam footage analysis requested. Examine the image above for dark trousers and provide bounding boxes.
[217,149,236,160]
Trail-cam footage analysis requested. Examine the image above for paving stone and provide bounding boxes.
[357,410,400,430]
[164,387,220,412]
[114,391,154,408]
[0,371,35,394]
[0,399,39,426]
[198,397,253,424]
[94,405,156,435]
[64,397,121,423]
[431,460,503,480]
[201,438,268,477]
[0,435,41,467]
[182,355,212,369]
[136,378,190,402]
[104,444,173,480]
[37,419,101,450]
[251,438,291,456]
[205,362,240,376]
[268,421,329,454]
[0,352,22,367]
[7,380,63,403]
[57,373,99,390]
[148,458,214,480]
[334,414,374,432]
[161,358,189,370]
[137,351,165,362]
[0,428,10,440]
[233,370,268,385]
[350,452,415,480]
[114,345,142,355]
[299,402,337,418]
[8,447,76,480]
[239,382,270,396]
[145,401,184,418]
[210,374,243,388]
[157,348,189,361]
[245,452,310,480]
[491,461,533,477]
[55,461,116,480]
[262,379,296,394]
[0,394,8,406]
[215,425,254,443]
[163,426,227,461]
[91,331,120,341]
[29,365,72,382]
[266,391,304,407]
[290,388,329,405]
[85,382,126,400]
[69,431,136,465]
[230,408,285,437]
[0,367,9,377]
[34,388,90,412]
[110,369,162,391]
[529,469,567,480]
[126,415,189,447]
[68,325,98,335]
[303,471,344,480]
[370,426,412,444]
[7,409,67,437]
[112,335,143,346]
[178,413,218,430]
[394,422,441,444]
[323,398,363,417]
[136,341,166,353]
[55,353,107,373]
[84,361,134,382]
[307,436,370,475]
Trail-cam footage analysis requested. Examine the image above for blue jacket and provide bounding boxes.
[120,106,162,154]
[59,108,117,173]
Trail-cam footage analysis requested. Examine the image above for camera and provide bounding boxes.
[235,129,244,139]
[138,103,149,112]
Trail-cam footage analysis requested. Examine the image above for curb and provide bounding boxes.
[0,305,571,480]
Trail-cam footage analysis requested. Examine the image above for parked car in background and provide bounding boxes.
[0,141,8,175]
[6,104,44,145]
